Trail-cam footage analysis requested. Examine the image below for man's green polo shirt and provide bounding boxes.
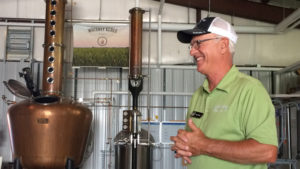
[186,65,278,169]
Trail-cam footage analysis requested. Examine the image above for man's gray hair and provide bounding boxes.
[229,40,235,56]
[217,35,235,56]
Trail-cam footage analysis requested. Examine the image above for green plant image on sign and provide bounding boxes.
[73,47,129,67]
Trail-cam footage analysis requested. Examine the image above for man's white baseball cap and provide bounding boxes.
[177,17,238,44]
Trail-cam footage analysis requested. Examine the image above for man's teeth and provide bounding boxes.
[196,57,202,61]
[193,57,203,64]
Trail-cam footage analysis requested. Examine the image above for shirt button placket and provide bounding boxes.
[205,94,210,113]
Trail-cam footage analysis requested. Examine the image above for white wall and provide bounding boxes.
[201,11,300,67]
[233,30,300,66]
[0,0,299,66]
[33,27,45,62]
[0,26,6,60]
[0,0,45,18]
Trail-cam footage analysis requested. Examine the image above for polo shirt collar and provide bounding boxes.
[203,65,239,93]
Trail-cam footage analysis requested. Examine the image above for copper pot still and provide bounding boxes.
[7,0,92,169]
[7,96,92,169]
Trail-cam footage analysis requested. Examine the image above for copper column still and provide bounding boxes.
[115,7,154,169]
[128,7,145,110]
[7,0,92,169]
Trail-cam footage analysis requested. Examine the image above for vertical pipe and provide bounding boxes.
[147,8,152,147]
[129,8,145,77]
[74,68,78,100]
[42,0,66,95]
[280,105,285,157]
[132,110,138,169]
[271,71,275,94]
[162,68,166,120]
[157,0,165,65]
[4,25,7,63]
[273,73,281,94]
[297,107,300,157]
[36,63,40,94]
[196,9,202,22]
[129,7,145,169]
[29,23,34,65]
[158,15,162,65]
[287,107,292,169]
[133,96,138,110]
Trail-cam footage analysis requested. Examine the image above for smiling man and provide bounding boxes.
[170,17,278,169]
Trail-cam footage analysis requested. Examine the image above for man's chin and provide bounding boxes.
[196,64,204,73]
[197,68,204,74]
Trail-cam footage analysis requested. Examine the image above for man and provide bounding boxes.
[170,17,278,169]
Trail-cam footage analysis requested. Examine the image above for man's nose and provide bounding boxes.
[190,47,197,56]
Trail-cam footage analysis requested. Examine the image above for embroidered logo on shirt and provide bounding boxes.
[190,111,204,118]
[213,105,228,112]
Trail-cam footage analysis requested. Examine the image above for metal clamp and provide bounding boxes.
[2,95,16,105]
[42,42,65,48]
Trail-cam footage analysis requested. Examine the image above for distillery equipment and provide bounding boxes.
[114,110,154,169]
[6,0,93,169]
[114,7,154,169]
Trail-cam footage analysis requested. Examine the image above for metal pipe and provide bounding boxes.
[0,22,44,27]
[74,69,78,100]
[135,0,140,8]
[157,0,165,65]
[3,26,7,63]
[272,100,285,152]
[29,25,34,67]
[275,8,300,32]
[0,20,280,34]
[99,0,102,20]
[279,106,285,157]
[159,65,282,71]
[68,64,282,71]
[143,23,277,34]
[75,104,189,109]
[287,107,292,169]
[270,94,300,98]
[68,21,277,34]
[92,91,194,96]
[296,106,300,158]
[273,72,281,94]
[147,9,152,144]
[158,16,162,65]
[275,60,300,74]
[98,92,300,98]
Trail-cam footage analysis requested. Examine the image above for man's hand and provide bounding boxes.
[171,119,278,164]
[170,119,209,164]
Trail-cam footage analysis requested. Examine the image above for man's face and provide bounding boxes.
[189,33,222,75]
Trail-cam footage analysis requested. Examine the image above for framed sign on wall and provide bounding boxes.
[73,23,129,67]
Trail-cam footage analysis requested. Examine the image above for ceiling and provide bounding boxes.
[154,0,300,25]
[250,0,300,9]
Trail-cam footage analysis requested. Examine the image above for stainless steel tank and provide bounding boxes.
[114,110,154,169]
[114,130,154,169]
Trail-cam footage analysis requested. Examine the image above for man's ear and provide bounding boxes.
[220,38,229,54]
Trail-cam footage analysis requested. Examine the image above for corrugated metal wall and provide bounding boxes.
[0,61,281,169]
[0,61,33,161]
